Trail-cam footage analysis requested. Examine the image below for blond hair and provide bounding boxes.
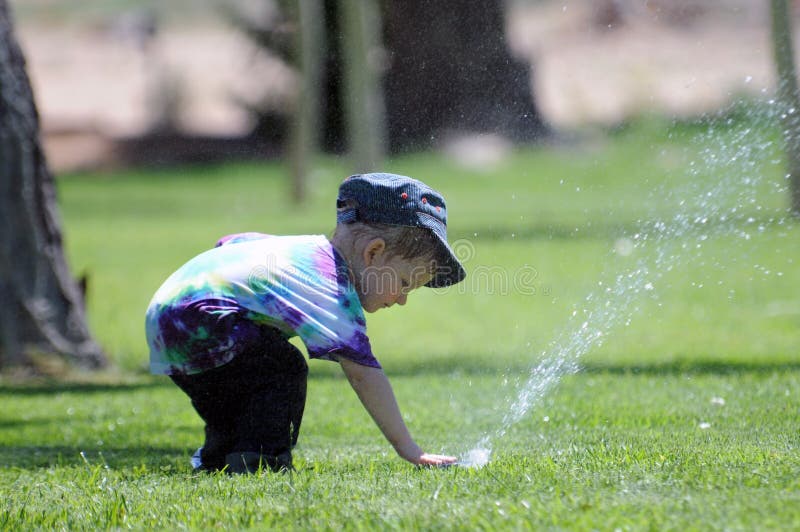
[336,222,442,262]
[334,199,443,262]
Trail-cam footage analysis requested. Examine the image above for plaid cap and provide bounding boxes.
[336,173,467,288]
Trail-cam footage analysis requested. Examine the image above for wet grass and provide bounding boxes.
[1,115,798,529]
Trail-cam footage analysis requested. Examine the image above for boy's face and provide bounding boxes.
[356,238,433,313]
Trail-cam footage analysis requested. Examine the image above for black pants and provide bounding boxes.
[170,327,308,471]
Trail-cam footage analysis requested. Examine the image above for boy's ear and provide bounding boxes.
[363,238,386,266]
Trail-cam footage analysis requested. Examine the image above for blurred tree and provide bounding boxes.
[289,0,324,202]
[235,0,545,156]
[227,0,319,202]
[231,0,384,197]
[0,0,106,371]
[340,0,385,171]
[382,0,546,151]
[769,0,800,217]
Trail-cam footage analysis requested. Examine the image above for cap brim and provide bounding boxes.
[418,217,466,288]
[426,241,466,288]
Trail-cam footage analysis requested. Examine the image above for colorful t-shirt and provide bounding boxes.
[146,234,377,375]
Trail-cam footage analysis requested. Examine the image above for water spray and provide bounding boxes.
[458,100,794,468]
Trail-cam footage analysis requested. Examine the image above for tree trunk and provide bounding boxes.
[770,0,800,217]
[0,0,106,370]
[382,0,547,152]
[289,0,325,203]
[316,0,547,154]
[340,0,386,172]
[318,0,346,154]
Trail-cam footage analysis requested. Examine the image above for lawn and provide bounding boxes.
[1,111,799,529]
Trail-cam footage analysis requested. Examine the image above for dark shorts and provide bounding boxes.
[169,319,308,471]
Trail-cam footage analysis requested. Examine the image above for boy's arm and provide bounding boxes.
[339,358,456,466]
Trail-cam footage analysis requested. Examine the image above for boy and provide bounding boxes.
[145,173,466,472]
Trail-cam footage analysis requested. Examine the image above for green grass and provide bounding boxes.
[1,372,798,529]
[2,113,799,529]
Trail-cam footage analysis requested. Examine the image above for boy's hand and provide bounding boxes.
[414,453,458,467]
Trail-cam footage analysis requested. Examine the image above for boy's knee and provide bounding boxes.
[285,348,308,379]
[295,355,309,378]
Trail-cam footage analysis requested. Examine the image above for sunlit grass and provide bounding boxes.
[1,371,798,529]
[1,115,798,529]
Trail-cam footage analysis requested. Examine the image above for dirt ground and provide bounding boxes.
[9,0,795,172]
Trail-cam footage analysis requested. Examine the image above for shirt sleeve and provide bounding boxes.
[307,331,380,368]
[287,289,380,369]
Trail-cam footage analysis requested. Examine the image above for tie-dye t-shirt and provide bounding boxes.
[146,234,377,375]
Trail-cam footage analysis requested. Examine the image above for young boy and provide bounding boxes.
[145,173,466,472]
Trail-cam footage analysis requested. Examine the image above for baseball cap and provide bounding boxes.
[336,173,467,288]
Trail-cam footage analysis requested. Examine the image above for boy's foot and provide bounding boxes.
[190,447,224,472]
[190,447,204,470]
[224,451,293,474]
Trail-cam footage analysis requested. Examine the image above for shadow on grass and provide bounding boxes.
[580,360,800,376]
[451,212,790,242]
[0,378,169,396]
[1,359,797,394]
[314,356,800,379]
[0,445,191,470]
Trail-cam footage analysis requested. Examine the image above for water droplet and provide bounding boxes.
[614,238,634,256]
[459,447,491,468]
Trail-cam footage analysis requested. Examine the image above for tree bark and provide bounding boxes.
[770,0,800,217]
[0,0,106,370]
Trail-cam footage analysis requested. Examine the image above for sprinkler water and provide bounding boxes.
[458,100,795,468]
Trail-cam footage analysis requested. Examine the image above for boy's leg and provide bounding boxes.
[171,340,308,472]
[226,334,308,472]
[170,369,238,471]
[168,318,309,473]
[163,299,262,470]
